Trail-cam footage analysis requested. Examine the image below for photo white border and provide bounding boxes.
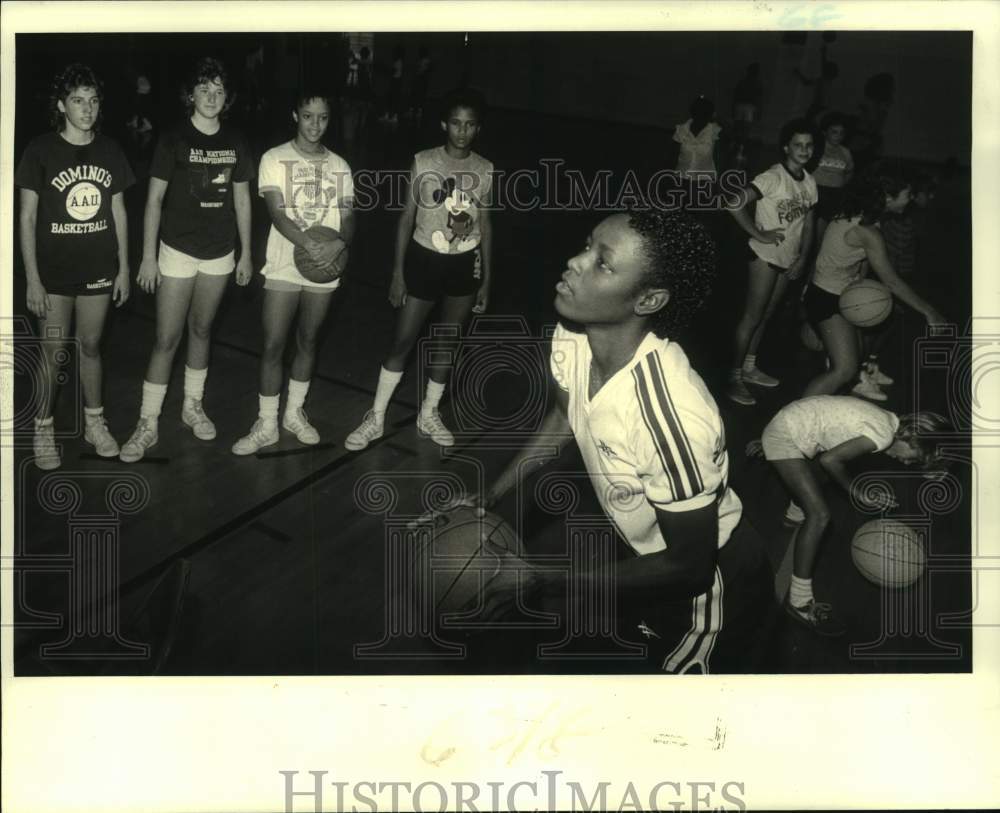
[2,2,998,810]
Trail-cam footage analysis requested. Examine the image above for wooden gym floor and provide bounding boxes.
[11,107,973,676]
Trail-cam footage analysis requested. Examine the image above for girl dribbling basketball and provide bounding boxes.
[802,162,947,399]
[120,57,254,463]
[16,63,134,469]
[749,396,949,635]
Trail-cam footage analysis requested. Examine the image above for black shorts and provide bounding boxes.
[403,240,480,301]
[617,519,774,674]
[43,274,115,298]
[814,184,846,221]
[803,283,842,326]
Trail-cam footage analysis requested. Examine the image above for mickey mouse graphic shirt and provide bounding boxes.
[150,120,254,259]
[16,132,135,289]
[411,146,493,255]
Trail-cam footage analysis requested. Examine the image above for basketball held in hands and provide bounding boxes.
[294,225,349,283]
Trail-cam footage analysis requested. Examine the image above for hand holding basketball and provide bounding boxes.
[293,225,349,283]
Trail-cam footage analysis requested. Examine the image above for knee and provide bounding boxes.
[261,337,286,364]
[806,504,832,528]
[295,330,317,357]
[187,317,212,343]
[77,336,102,359]
[153,329,181,355]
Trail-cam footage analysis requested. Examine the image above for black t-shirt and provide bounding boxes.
[15,132,135,285]
[150,120,255,259]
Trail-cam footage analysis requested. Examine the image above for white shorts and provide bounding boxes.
[264,277,337,295]
[761,412,806,461]
[159,241,235,279]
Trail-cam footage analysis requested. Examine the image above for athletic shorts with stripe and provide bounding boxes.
[617,518,773,674]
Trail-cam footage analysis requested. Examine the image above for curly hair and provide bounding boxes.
[628,208,717,339]
[896,411,953,471]
[181,57,233,115]
[49,63,103,131]
[819,111,848,132]
[834,160,912,223]
[778,117,818,150]
[439,86,487,123]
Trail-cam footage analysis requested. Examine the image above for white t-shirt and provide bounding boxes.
[257,141,354,288]
[748,163,817,269]
[550,324,743,557]
[673,119,722,177]
[771,395,899,458]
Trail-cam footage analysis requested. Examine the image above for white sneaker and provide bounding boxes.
[784,501,805,525]
[726,376,756,406]
[852,372,888,402]
[231,419,279,456]
[84,417,120,457]
[33,421,61,470]
[867,362,894,386]
[742,365,780,387]
[181,398,217,440]
[282,408,320,445]
[416,409,455,447]
[120,417,158,463]
[344,410,384,451]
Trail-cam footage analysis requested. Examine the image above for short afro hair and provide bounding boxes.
[628,208,717,339]
[49,63,103,131]
[440,86,487,123]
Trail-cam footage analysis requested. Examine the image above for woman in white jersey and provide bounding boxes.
[802,162,946,398]
[726,118,818,406]
[461,209,772,674]
[232,88,355,454]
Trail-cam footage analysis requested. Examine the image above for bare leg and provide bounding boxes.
[803,314,860,397]
[74,294,113,409]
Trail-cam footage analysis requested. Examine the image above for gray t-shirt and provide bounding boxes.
[411,146,493,255]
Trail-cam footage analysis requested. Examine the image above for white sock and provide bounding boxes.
[84,406,104,425]
[789,575,814,608]
[421,379,446,418]
[373,366,403,416]
[286,379,310,413]
[34,416,54,429]
[742,354,758,372]
[258,394,279,425]
[183,366,207,402]
[140,381,168,420]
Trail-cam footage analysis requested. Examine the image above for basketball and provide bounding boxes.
[799,321,824,352]
[838,279,893,327]
[293,225,349,283]
[850,519,926,588]
[409,506,524,615]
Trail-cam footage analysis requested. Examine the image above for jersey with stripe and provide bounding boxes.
[550,323,743,557]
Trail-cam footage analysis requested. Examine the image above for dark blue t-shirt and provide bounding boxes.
[150,120,255,259]
[15,132,134,286]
